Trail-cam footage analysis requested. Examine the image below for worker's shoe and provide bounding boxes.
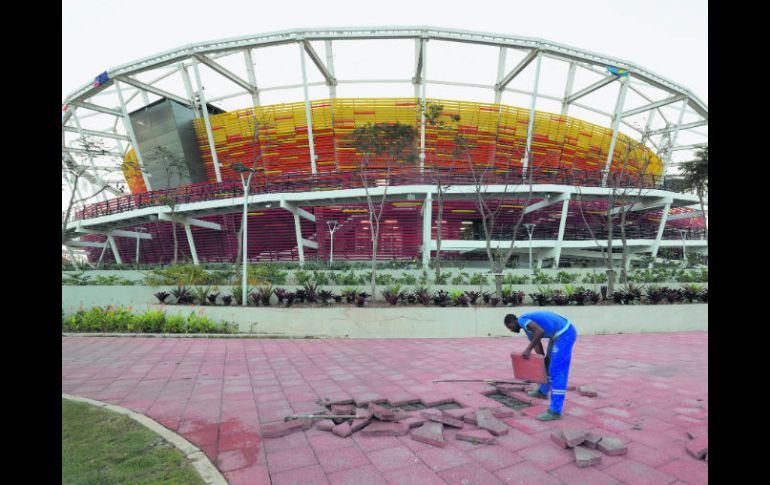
[536,409,562,421]
[527,389,548,400]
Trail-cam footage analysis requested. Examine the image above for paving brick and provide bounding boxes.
[356,407,372,420]
[352,393,386,408]
[511,352,548,383]
[517,443,576,471]
[495,462,564,485]
[574,445,603,468]
[383,463,445,485]
[369,402,395,421]
[271,464,330,485]
[316,419,335,431]
[658,457,709,485]
[476,408,509,436]
[327,464,387,485]
[583,432,602,449]
[391,408,412,421]
[551,429,568,448]
[603,459,678,485]
[438,462,504,485]
[578,385,598,397]
[463,412,478,425]
[332,421,352,438]
[549,463,621,485]
[456,429,497,445]
[444,407,473,420]
[686,425,708,440]
[563,428,589,447]
[419,395,456,407]
[399,416,425,428]
[331,403,355,415]
[359,420,410,437]
[685,435,708,459]
[410,421,445,447]
[261,418,313,438]
[367,445,420,473]
[224,464,272,485]
[266,446,318,474]
[316,445,371,474]
[598,436,628,456]
[350,416,372,433]
[420,409,465,428]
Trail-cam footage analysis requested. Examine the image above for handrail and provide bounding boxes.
[70,166,668,222]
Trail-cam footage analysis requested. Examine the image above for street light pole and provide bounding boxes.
[327,220,339,268]
[234,164,257,307]
[678,229,687,268]
[134,226,146,267]
[524,223,536,270]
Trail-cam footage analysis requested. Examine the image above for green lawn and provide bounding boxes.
[62,399,206,485]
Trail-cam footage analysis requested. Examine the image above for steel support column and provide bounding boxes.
[192,58,223,182]
[298,41,318,174]
[107,235,122,264]
[601,75,630,186]
[243,49,261,106]
[553,199,570,267]
[494,47,506,104]
[662,99,689,175]
[650,202,672,260]
[179,64,199,118]
[561,62,577,116]
[325,40,337,99]
[522,52,542,176]
[293,212,305,266]
[114,80,153,191]
[420,39,427,172]
[184,224,200,265]
[422,192,432,268]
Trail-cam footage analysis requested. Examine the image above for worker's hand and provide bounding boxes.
[521,350,531,360]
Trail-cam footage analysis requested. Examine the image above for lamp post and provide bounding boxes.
[134,226,147,267]
[327,220,339,268]
[233,163,257,306]
[678,228,688,268]
[524,223,536,270]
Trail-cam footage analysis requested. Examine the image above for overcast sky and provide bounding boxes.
[62,0,707,103]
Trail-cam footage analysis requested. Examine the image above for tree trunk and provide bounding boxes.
[435,193,443,280]
[606,220,614,294]
[494,260,504,299]
[370,235,378,300]
[172,220,178,265]
[698,194,708,242]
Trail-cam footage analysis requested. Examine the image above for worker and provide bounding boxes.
[504,311,578,421]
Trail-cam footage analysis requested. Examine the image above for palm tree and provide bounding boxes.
[679,147,708,241]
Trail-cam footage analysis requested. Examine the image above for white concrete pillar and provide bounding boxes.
[184,224,199,265]
[422,193,432,268]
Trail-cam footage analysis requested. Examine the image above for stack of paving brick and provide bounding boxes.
[551,429,628,468]
[685,426,708,461]
[259,395,517,450]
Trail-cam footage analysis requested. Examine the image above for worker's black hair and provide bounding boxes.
[504,314,518,325]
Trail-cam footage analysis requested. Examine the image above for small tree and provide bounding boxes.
[425,103,461,279]
[455,131,533,299]
[149,146,189,265]
[679,147,708,241]
[349,123,418,299]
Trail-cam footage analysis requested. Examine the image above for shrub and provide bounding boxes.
[469,273,489,285]
[434,272,451,285]
[192,286,211,305]
[398,273,417,285]
[170,285,194,304]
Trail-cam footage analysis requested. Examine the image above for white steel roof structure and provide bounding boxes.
[62,26,707,201]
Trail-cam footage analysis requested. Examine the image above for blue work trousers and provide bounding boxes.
[538,324,577,414]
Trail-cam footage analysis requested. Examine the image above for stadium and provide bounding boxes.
[61,27,708,269]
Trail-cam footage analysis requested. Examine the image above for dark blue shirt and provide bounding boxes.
[518,311,570,339]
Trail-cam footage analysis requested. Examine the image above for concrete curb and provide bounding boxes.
[61,332,344,339]
[61,393,228,485]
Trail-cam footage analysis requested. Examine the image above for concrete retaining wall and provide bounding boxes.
[62,286,707,338]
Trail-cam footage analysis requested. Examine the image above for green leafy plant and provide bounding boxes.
[434,272,451,285]
[170,285,194,304]
[62,272,92,286]
[451,272,469,285]
[469,273,489,285]
[398,273,417,285]
[192,286,211,305]
[681,283,704,303]
[382,284,405,305]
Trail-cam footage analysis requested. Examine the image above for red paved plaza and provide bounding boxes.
[62,332,708,485]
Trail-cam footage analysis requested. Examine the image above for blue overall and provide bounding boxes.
[519,311,578,415]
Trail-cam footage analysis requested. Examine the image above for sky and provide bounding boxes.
[62,0,707,103]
